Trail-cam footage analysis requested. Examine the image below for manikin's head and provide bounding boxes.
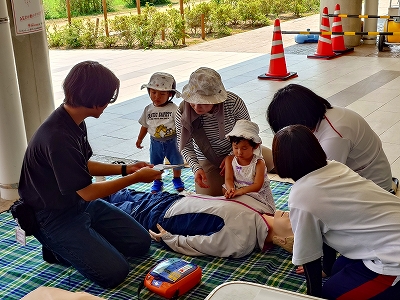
[263,210,293,253]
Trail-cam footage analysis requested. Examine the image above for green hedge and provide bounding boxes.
[46,0,320,49]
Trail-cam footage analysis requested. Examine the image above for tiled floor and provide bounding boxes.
[48,0,400,181]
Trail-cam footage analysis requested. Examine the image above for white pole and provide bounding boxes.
[6,0,55,141]
[363,0,379,44]
[0,0,28,201]
[320,0,363,47]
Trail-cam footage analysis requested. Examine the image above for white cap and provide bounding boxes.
[225,120,262,144]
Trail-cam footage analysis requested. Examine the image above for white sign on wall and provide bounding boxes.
[11,0,45,35]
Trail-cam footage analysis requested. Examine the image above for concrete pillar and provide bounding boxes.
[363,0,379,44]
[6,0,54,141]
[0,0,27,201]
[320,0,363,47]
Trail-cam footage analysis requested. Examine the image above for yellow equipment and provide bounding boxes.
[378,0,400,50]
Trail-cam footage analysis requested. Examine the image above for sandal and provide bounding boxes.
[151,180,163,193]
[172,177,185,192]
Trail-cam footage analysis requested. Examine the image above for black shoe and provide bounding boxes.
[42,246,59,264]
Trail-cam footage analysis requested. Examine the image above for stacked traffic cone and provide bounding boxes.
[258,19,297,81]
[307,7,337,59]
[332,3,354,54]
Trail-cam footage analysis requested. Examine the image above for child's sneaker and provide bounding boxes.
[172,177,185,192]
[151,180,163,193]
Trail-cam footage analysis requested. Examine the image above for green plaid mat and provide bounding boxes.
[0,170,305,299]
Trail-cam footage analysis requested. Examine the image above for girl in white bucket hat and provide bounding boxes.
[176,67,274,196]
[223,120,275,213]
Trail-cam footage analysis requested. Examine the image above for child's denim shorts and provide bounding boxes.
[150,136,184,168]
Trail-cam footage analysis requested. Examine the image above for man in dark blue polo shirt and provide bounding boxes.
[18,61,162,288]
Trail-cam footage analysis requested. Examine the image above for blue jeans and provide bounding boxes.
[150,136,184,168]
[34,199,151,288]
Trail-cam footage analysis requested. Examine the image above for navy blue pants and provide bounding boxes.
[34,199,151,288]
[323,256,400,299]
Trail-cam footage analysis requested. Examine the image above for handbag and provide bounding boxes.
[9,199,39,236]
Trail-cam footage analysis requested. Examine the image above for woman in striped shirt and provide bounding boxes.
[176,67,274,196]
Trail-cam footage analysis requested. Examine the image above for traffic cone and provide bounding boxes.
[307,7,338,59]
[258,19,297,81]
[332,3,354,54]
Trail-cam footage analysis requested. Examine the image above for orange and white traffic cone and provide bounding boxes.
[332,3,354,54]
[258,19,297,81]
[307,7,337,59]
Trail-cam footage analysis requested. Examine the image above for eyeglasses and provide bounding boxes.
[109,88,119,104]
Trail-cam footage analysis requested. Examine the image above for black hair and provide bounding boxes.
[267,84,333,133]
[63,61,120,108]
[229,136,258,148]
[272,124,327,181]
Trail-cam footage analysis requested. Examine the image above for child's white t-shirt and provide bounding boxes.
[139,102,178,139]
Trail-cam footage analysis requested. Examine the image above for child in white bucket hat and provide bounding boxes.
[223,120,275,211]
[176,67,275,196]
[137,72,185,193]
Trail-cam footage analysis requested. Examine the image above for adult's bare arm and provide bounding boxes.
[77,167,162,201]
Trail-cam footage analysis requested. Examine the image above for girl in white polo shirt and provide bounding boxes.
[272,124,400,299]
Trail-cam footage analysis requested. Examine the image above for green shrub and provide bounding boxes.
[80,19,99,48]
[288,0,319,17]
[165,6,185,46]
[47,18,99,48]
[43,0,66,19]
[209,2,233,36]
[184,2,212,35]
[45,0,313,50]
[236,0,269,26]
[110,14,140,47]
[259,0,272,16]
[271,0,290,16]
[63,19,84,48]
[135,4,165,48]
[69,0,114,16]
[46,24,64,47]
[100,35,120,48]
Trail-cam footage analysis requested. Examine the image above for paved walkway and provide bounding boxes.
[48,0,400,181]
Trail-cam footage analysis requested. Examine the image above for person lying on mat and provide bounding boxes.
[222,120,275,214]
[18,61,162,289]
[267,83,398,194]
[272,124,400,299]
[175,67,274,196]
[105,189,294,258]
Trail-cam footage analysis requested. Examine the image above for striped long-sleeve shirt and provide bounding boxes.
[175,91,250,174]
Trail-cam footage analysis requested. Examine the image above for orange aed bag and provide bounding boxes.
[138,258,202,299]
